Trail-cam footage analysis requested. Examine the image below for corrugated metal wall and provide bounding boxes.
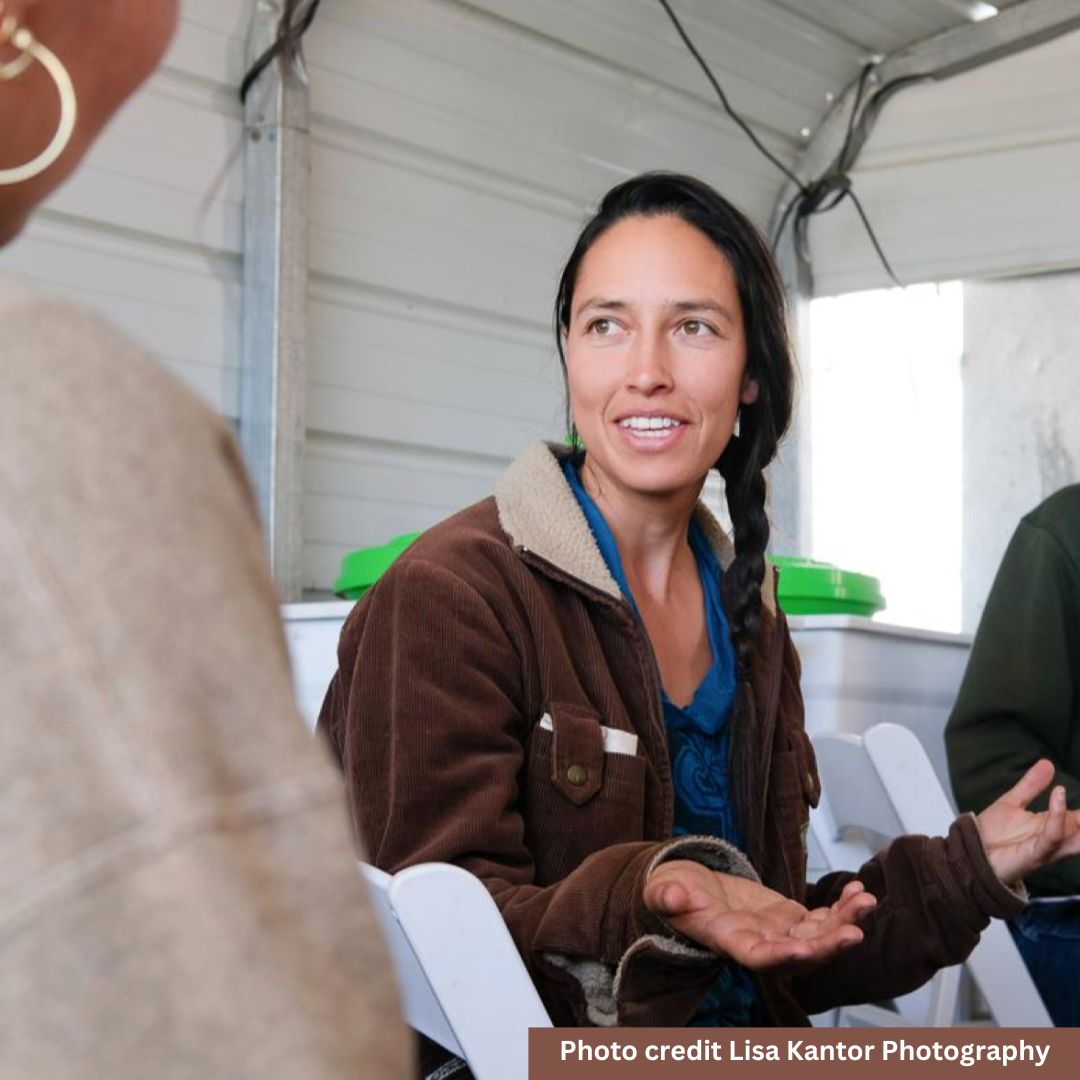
[298,0,818,592]
[3,0,1075,594]
[807,28,1080,296]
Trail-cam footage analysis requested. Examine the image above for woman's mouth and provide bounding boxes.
[615,415,688,448]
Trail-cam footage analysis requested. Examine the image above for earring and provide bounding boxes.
[732,409,742,438]
[0,7,77,185]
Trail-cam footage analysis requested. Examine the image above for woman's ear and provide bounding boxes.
[740,376,759,405]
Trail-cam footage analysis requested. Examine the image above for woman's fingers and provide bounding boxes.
[1054,813,1080,858]
[998,759,1055,810]
[786,884,875,941]
[828,883,877,924]
[788,897,873,940]
[1029,786,1068,862]
[647,880,692,917]
[741,924,864,968]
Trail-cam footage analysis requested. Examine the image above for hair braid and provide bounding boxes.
[718,410,780,864]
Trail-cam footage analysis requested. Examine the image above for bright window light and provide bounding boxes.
[808,283,963,633]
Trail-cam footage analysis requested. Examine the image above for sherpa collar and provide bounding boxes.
[494,441,775,614]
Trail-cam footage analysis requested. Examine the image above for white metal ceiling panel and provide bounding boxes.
[806,27,1080,294]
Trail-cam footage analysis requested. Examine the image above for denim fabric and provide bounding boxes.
[1008,901,1080,1026]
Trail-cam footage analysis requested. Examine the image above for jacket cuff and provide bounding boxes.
[540,835,757,1026]
[647,833,761,884]
[636,832,760,941]
[949,813,1028,919]
[612,835,756,1022]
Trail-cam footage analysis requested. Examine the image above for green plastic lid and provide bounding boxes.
[333,532,422,600]
[769,556,886,617]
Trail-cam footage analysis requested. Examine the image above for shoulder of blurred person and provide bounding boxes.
[0,274,411,1080]
[946,482,1080,896]
[1023,483,1080,548]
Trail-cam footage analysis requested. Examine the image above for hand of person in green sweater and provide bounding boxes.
[643,863,876,970]
[975,758,1080,884]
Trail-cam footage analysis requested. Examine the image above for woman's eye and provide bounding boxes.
[587,318,617,336]
[680,319,714,337]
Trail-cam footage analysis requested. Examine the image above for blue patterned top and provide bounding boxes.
[561,456,764,1026]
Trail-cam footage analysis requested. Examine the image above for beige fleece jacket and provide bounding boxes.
[0,274,410,1079]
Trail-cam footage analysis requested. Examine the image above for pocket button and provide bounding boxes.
[566,763,589,787]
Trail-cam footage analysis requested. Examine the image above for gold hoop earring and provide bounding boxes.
[0,11,77,186]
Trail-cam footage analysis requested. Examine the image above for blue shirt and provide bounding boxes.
[561,456,764,1026]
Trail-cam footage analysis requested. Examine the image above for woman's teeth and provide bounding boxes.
[618,416,684,438]
[618,417,683,430]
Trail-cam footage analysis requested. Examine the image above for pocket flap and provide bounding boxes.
[538,713,639,756]
[548,706,605,805]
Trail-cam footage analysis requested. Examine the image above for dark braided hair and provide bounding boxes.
[553,173,795,856]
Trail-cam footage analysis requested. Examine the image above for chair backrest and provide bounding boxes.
[813,731,905,847]
[811,723,1051,1028]
[360,862,551,1080]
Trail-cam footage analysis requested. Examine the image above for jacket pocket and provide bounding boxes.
[524,705,647,880]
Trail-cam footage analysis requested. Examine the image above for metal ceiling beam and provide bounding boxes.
[764,0,1080,558]
[240,0,311,602]
[769,0,1080,257]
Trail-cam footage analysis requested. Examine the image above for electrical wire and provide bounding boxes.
[845,188,901,287]
[235,0,903,285]
[656,0,807,196]
[240,0,324,104]
[656,0,904,286]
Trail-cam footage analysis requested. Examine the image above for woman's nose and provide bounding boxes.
[625,336,674,394]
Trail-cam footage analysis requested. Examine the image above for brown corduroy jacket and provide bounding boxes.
[320,441,1025,1029]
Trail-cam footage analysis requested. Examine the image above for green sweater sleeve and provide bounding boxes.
[945,510,1080,895]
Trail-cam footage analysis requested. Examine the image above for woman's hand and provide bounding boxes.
[643,859,876,971]
[976,759,1080,884]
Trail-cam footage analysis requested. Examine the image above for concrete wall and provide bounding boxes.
[962,270,1080,629]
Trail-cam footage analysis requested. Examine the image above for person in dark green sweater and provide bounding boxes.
[946,484,1080,1025]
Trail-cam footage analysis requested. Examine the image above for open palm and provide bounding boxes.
[643,860,875,970]
[976,759,1080,883]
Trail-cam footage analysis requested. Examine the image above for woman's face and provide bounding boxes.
[0,0,179,244]
[564,213,757,503]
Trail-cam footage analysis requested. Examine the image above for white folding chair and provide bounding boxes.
[360,861,552,1080]
[810,723,1051,1028]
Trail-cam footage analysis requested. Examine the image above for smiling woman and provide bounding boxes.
[319,172,1080,1080]
[564,215,755,493]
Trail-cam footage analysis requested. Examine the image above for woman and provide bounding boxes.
[320,173,1080,1050]
[0,3,409,1076]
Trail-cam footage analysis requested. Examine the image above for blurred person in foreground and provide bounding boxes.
[0,2,410,1076]
[947,484,1080,1025]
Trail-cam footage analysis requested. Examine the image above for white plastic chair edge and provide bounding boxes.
[862,723,1053,1028]
[361,861,551,1080]
[811,723,1051,1028]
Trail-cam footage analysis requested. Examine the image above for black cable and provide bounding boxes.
[655,1,905,286]
[240,0,324,104]
[838,74,928,174]
[656,0,807,196]
[770,193,798,252]
[845,188,902,288]
[835,64,875,171]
